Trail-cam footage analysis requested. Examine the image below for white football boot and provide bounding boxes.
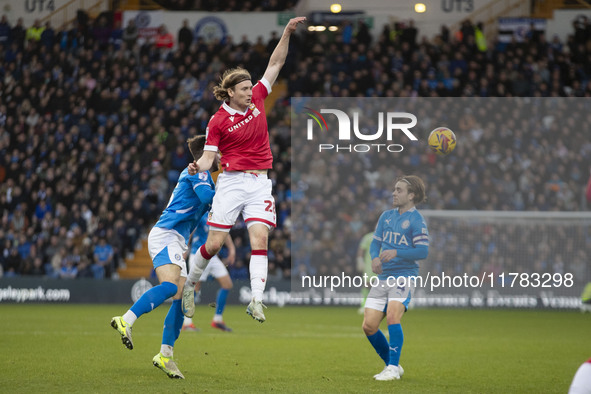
[374,365,401,381]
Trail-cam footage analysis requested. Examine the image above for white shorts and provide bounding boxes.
[570,361,591,394]
[188,254,229,281]
[364,279,414,312]
[208,171,276,232]
[148,227,188,277]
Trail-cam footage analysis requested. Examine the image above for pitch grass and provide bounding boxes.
[0,305,589,393]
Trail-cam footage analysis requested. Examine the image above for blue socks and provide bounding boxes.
[367,324,405,366]
[130,281,177,318]
[215,288,229,316]
[366,330,390,365]
[162,299,184,346]
[388,324,404,366]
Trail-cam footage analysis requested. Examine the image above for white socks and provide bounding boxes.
[249,253,268,302]
[187,246,211,285]
[160,344,173,358]
[122,311,138,326]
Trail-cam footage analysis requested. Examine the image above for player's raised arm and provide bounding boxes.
[262,17,306,86]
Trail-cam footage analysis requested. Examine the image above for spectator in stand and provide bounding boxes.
[92,16,112,49]
[27,255,46,276]
[93,237,114,278]
[11,17,25,48]
[168,144,191,186]
[34,199,52,221]
[4,247,22,277]
[177,19,193,51]
[40,21,55,48]
[122,18,138,49]
[59,256,78,279]
[0,15,10,45]
[155,24,174,50]
[76,256,94,278]
[110,20,123,50]
[25,19,44,43]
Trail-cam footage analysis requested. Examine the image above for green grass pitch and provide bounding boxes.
[1,304,589,393]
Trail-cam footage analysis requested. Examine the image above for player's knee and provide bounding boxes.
[248,225,269,249]
[160,281,178,298]
[206,239,224,255]
[250,235,268,250]
[362,320,378,336]
[219,276,233,289]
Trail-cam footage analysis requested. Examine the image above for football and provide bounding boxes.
[428,127,456,156]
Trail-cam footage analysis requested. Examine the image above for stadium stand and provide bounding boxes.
[0,14,589,282]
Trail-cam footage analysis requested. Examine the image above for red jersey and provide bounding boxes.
[204,79,273,171]
[155,32,174,48]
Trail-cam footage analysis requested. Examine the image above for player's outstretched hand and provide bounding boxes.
[285,17,306,34]
[188,161,199,175]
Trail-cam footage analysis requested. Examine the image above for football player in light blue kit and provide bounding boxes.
[111,135,217,379]
[362,175,429,381]
[182,212,235,332]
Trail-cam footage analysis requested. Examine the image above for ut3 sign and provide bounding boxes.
[305,108,418,153]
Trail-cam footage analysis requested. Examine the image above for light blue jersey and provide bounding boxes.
[370,207,429,280]
[155,169,215,243]
[190,213,209,253]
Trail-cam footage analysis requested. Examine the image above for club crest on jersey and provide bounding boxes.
[208,211,213,221]
[249,103,260,117]
[401,220,410,229]
[175,253,181,261]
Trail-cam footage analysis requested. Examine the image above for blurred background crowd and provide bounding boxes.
[291,97,591,284]
[0,8,590,282]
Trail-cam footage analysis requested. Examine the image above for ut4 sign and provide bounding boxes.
[304,108,418,153]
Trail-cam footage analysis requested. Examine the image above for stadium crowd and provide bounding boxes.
[0,13,589,284]
[149,0,298,11]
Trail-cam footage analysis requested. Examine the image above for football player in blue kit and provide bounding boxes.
[110,135,217,379]
[362,175,430,381]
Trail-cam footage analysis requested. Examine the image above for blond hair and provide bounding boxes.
[397,175,427,204]
[213,68,252,101]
